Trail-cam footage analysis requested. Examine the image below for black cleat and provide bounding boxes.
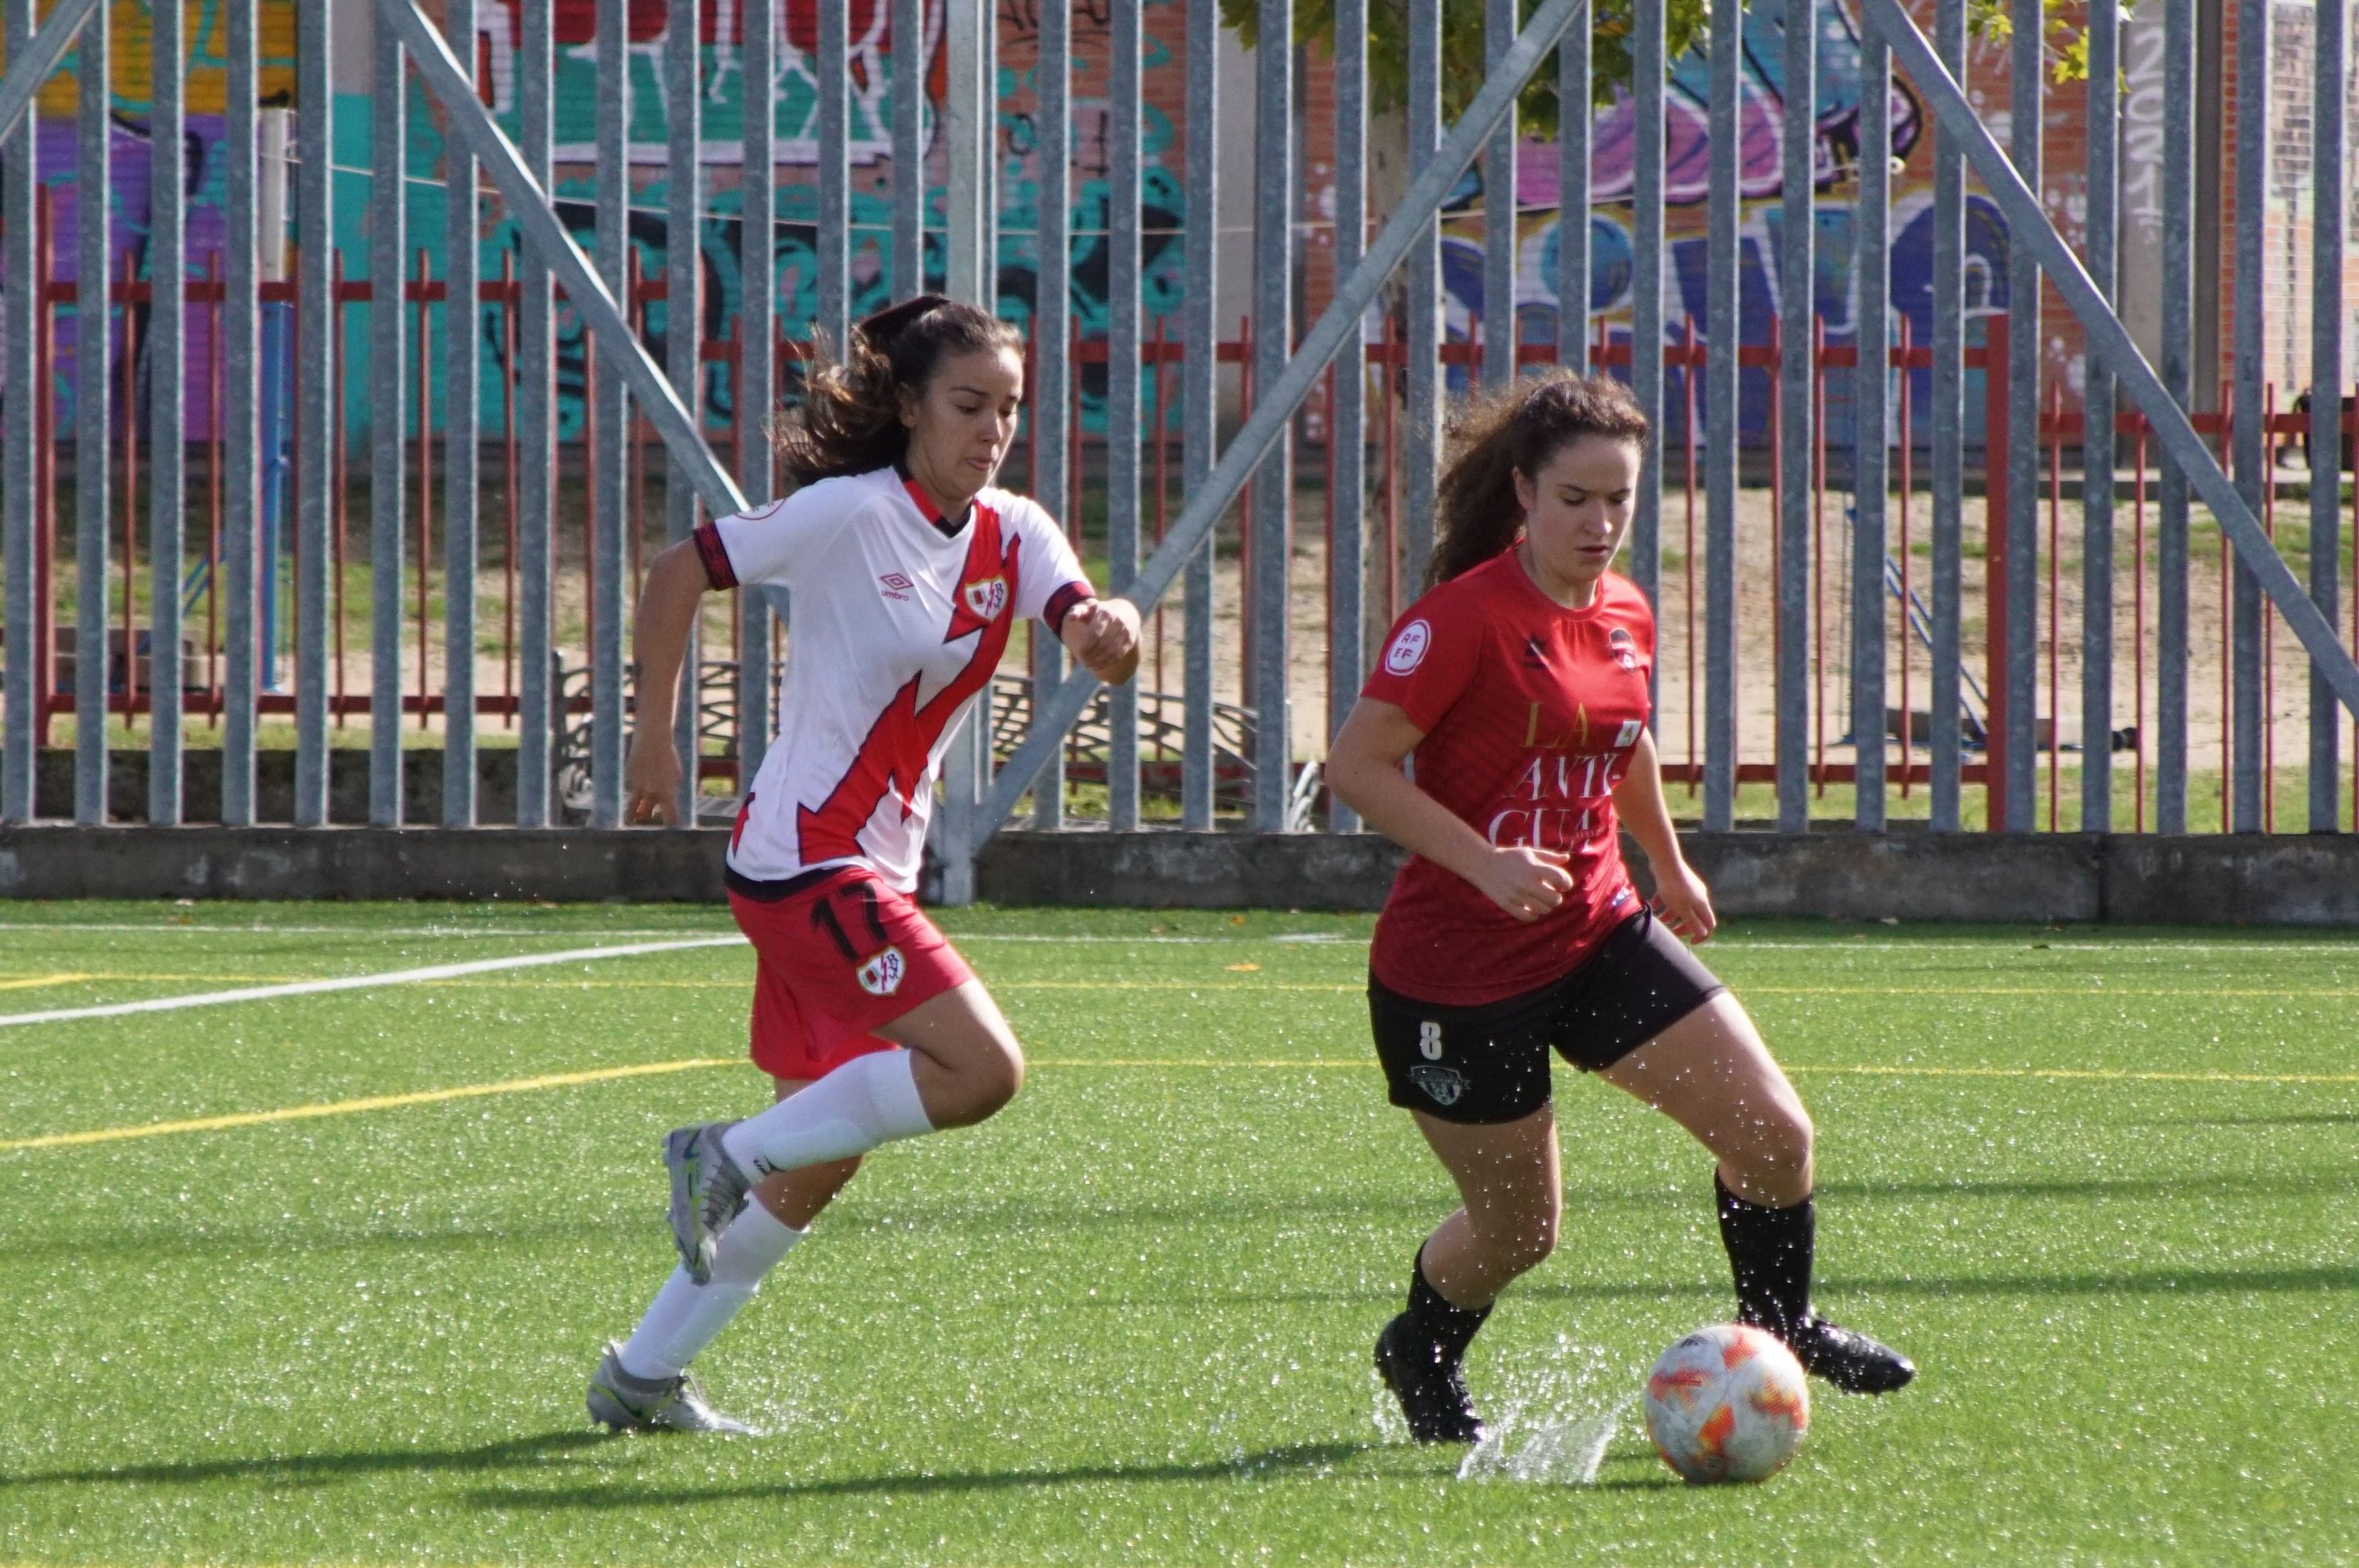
[1778,1315,1916,1394]
[1374,1312,1485,1443]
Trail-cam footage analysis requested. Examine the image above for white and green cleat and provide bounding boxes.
[663,1120,751,1285]
[586,1342,752,1435]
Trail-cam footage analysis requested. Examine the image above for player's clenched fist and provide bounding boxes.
[1060,595,1143,685]
[623,733,682,826]
[1474,844,1576,923]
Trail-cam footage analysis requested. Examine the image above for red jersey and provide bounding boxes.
[1359,552,1655,1005]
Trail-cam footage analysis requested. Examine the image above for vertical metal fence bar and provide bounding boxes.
[1558,20,1589,376]
[1853,23,1890,829]
[1403,0,1441,590]
[371,6,407,826]
[2229,0,2266,829]
[1329,0,1368,833]
[516,0,552,825]
[2310,0,2348,832]
[221,0,258,823]
[0,0,29,823]
[737,0,775,791]
[2082,0,2118,832]
[2001,0,2039,829]
[2157,0,2194,833]
[591,0,627,829]
[1776,0,1814,830]
[817,0,849,354]
[442,0,479,826]
[1250,0,1293,831]
[1927,0,1965,829]
[891,0,921,298]
[1032,0,1070,829]
[936,0,983,896]
[1631,0,1664,637]
[1481,0,1515,388]
[1179,0,1216,829]
[148,0,184,822]
[665,0,700,826]
[293,0,332,825]
[1703,0,1739,829]
[1107,0,1141,830]
[72,7,107,823]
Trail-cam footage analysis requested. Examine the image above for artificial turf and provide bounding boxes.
[2,902,2354,1565]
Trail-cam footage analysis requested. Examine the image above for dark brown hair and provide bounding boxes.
[772,294,1023,485]
[1427,371,1650,587]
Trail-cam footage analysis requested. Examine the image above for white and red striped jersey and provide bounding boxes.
[696,466,1092,894]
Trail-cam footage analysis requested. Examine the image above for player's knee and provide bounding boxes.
[1474,1200,1558,1277]
[1728,1102,1814,1196]
[933,1036,1024,1127]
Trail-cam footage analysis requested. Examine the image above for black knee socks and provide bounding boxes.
[1401,1245,1492,1368]
[1714,1172,1816,1337]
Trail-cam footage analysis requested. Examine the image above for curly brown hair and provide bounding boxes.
[1427,371,1651,588]
[772,294,1024,485]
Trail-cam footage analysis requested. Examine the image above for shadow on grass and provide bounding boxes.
[455,1439,1379,1509]
[1817,1171,2350,1203]
[0,1429,612,1490]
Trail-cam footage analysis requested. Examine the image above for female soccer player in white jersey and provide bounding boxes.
[587,296,1140,1432]
[1326,372,1912,1446]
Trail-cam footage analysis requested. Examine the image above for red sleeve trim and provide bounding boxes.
[692,523,738,590]
[1042,581,1094,637]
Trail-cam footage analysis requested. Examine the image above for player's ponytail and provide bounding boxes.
[1428,371,1650,587]
[773,294,1023,485]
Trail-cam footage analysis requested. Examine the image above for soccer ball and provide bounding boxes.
[1641,1323,1810,1483]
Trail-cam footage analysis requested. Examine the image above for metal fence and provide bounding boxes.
[1,0,2354,892]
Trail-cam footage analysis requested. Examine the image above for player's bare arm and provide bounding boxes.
[1060,595,1143,686]
[1611,728,1716,942]
[623,538,711,826]
[1326,695,1576,924]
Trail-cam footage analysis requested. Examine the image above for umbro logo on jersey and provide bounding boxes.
[857,947,907,997]
[961,576,1009,622]
[879,572,914,601]
[1522,636,1549,669]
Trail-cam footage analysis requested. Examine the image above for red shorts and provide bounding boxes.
[729,868,975,1082]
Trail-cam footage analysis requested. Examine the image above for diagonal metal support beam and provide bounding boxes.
[376,0,747,519]
[0,0,97,144]
[1860,0,2359,721]
[980,0,1594,833]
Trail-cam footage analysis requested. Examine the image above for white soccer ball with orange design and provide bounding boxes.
[1641,1323,1810,1483]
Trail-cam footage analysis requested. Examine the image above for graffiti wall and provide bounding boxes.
[9,0,2047,448]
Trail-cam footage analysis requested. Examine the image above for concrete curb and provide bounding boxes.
[0,827,728,902]
[1,826,2355,924]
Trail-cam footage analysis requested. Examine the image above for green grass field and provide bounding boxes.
[2,903,2354,1565]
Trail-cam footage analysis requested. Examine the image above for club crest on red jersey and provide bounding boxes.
[1608,625,1640,671]
[961,576,1009,622]
[857,946,907,997]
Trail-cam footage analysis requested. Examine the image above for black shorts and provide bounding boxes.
[1368,909,1727,1124]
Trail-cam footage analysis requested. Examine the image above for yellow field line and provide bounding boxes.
[1034,1058,2359,1084]
[9,1053,2354,1156]
[0,1058,735,1152]
[0,974,99,992]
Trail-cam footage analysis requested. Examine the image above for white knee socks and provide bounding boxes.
[619,1200,805,1381]
[719,1048,935,1178]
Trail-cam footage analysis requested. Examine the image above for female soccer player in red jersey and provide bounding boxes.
[1327,372,1913,1444]
[584,296,1141,1432]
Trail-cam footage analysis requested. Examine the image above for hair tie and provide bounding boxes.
[855,293,951,354]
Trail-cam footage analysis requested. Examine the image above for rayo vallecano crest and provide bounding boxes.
[961,577,1009,622]
[857,947,907,997]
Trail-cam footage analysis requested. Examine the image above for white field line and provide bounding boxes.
[0,922,2353,960]
[0,937,746,1029]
